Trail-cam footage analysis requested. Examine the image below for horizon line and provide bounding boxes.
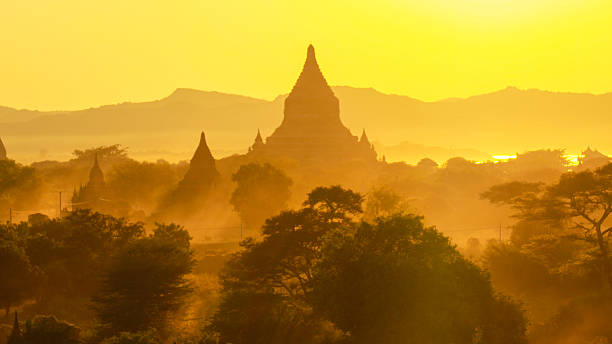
[2,84,612,113]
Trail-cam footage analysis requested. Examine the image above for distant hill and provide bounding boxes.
[0,86,610,163]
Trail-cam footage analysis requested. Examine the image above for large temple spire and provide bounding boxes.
[269,45,350,142]
[287,44,335,100]
[260,45,376,162]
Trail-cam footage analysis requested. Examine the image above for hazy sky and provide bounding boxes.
[1,0,611,110]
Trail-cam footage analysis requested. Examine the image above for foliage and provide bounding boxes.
[530,293,612,344]
[211,186,525,343]
[482,241,553,296]
[0,210,144,324]
[230,163,292,231]
[210,186,362,343]
[22,315,80,344]
[107,160,184,212]
[482,163,612,287]
[0,160,41,220]
[312,214,527,344]
[0,231,38,314]
[100,331,160,344]
[93,223,195,339]
[303,185,363,221]
[363,185,408,220]
[73,145,128,161]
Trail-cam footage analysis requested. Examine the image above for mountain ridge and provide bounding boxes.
[0,86,609,163]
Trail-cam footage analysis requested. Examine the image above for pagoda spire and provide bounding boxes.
[7,311,23,344]
[251,129,265,152]
[88,152,105,186]
[179,131,219,187]
[287,44,335,99]
[255,129,263,144]
[359,129,370,145]
[191,131,216,166]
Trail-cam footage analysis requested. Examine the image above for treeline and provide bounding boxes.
[2,186,528,344]
[474,162,612,343]
[1,210,195,343]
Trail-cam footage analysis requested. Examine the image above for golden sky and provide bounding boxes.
[1,0,611,110]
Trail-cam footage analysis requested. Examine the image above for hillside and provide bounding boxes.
[1,86,610,163]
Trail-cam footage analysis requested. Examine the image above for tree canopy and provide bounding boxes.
[230,163,292,231]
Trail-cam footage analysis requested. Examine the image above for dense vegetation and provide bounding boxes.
[1,145,610,343]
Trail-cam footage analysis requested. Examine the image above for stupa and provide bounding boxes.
[176,131,219,191]
[153,131,220,219]
[250,45,376,162]
[72,154,108,211]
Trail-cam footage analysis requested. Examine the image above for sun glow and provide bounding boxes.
[0,0,611,110]
[415,0,582,22]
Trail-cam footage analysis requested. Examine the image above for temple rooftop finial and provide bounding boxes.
[307,44,315,59]
[359,129,370,144]
[286,44,335,100]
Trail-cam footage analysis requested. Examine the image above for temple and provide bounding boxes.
[154,131,220,219]
[176,131,219,192]
[7,311,22,344]
[250,45,376,162]
[72,154,109,211]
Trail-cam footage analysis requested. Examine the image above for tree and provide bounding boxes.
[26,210,145,301]
[22,315,80,344]
[0,210,145,323]
[100,331,160,344]
[93,224,195,339]
[312,214,527,344]
[303,185,363,219]
[73,144,128,161]
[363,185,408,220]
[107,160,184,213]
[210,186,362,343]
[0,160,41,221]
[0,228,38,315]
[482,163,612,287]
[230,163,292,231]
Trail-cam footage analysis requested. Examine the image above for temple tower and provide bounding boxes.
[178,131,219,190]
[257,45,375,162]
[251,129,265,151]
[153,131,220,219]
[72,153,107,210]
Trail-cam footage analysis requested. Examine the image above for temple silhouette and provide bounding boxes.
[173,131,219,197]
[72,154,109,211]
[152,131,220,220]
[249,45,377,162]
[72,154,129,216]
